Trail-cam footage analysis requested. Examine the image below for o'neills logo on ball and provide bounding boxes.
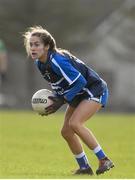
[32,98,47,104]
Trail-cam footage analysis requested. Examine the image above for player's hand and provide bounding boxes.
[45,96,66,115]
[38,112,48,116]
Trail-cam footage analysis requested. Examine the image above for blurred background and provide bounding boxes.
[0,0,135,112]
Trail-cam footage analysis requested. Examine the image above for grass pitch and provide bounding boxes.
[0,111,135,179]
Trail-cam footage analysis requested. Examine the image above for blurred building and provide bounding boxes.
[0,0,134,112]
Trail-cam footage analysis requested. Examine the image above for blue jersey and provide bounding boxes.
[35,51,107,102]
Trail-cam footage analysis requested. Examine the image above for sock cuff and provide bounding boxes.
[93,145,101,153]
[75,151,85,159]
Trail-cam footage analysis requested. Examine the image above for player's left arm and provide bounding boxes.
[51,55,87,101]
[63,75,87,102]
[45,55,87,114]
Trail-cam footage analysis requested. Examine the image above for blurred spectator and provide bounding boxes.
[0,39,8,87]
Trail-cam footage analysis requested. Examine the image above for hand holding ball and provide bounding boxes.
[31,89,54,115]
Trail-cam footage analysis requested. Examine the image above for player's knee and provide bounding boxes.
[69,120,81,132]
[61,127,71,139]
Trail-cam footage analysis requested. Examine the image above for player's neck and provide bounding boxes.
[39,53,48,63]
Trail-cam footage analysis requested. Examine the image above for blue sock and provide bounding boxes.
[75,151,90,169]
[93,145,106,160]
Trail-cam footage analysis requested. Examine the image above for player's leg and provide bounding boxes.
[61,105,82,154]
[69,100,114,174]
[61,105,93,175]
[69,100,101,149]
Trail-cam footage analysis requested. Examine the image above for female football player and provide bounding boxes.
[23,26,114,175]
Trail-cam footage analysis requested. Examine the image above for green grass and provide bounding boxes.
[0,111,135,178]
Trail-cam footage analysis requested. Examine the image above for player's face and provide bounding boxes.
[29,35,48,62]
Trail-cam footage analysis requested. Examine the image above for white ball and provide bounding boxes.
[31,89,54,114]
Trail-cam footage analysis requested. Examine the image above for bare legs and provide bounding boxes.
[61,105,83,154]
[61,100,102,154]
[61,100,114,175]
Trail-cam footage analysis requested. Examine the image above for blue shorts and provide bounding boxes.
[88,88,109,107]
[69,87,109,108]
